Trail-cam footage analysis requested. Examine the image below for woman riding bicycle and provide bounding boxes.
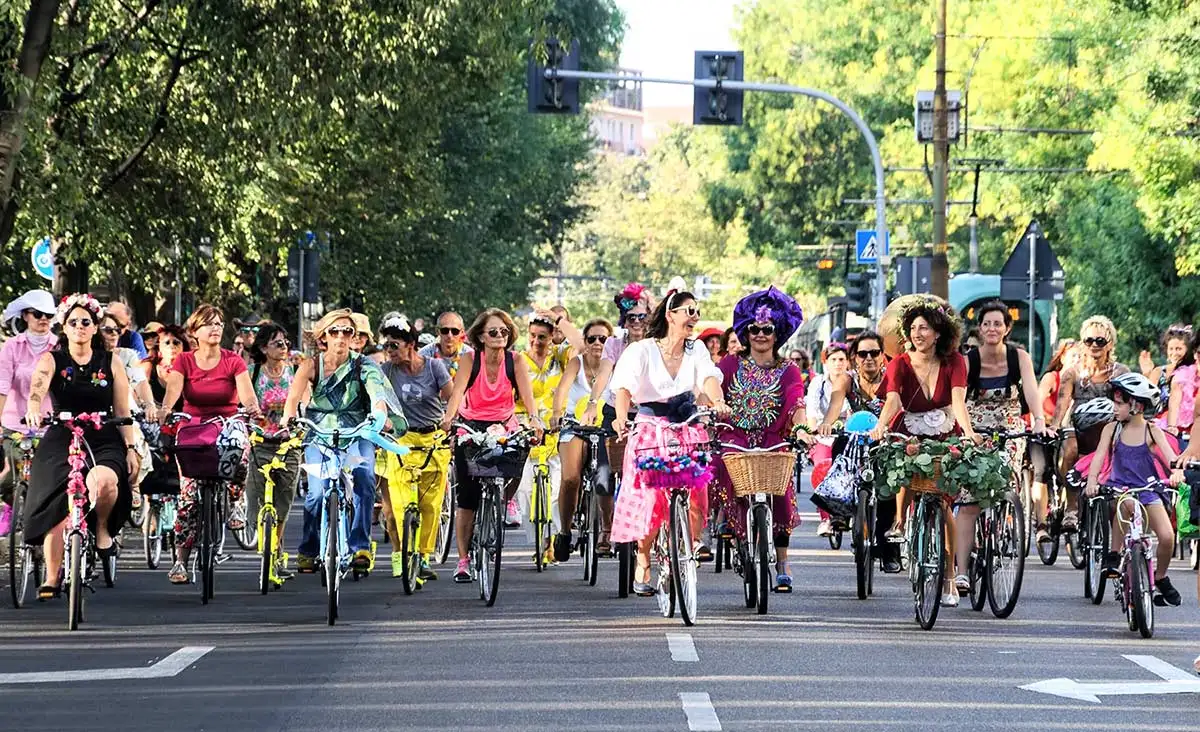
[818,330,901,572]
[869,296,981,608]
[609,282,728,597]
[158,304,261,584]
[1085,372,1183,607]
[440,308,543,583]
[1030,339,1079,537]
[807,342,851,538]
[550,318,616,560]
[0,289,55,538]
[709,287,806,592]
[959,300,1048,588]
[377,315,452,582]
[23,293,140,600]
[1148,326,1197,453]
[281,309,404,575]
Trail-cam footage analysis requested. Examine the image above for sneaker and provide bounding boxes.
[297,554,317,573]
[538,547,557,566]
[1154,575,1182,607]
[391,551,404,578]
[553,532,572,563]
[1193,655,1200,675]
[453,558,472,583]
[505,499,522,528]
[941,590,960,608]
[352,549,373,571]
[881,558,902,574]
[273,559,294,581]
[1036,526,1052,545]
[816,519,833,537]
[632,581,655,596]
[0,502,11,536]
[418,558,438,581]
[954,574,970,593]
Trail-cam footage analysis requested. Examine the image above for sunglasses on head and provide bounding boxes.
[747,324,775,337]
[625,313,648,322]
[100,326,121,335]
[23,309,53,320]
[439,327,462,336]
[486,327,510,339]
[671,305,701,319]
[1084,336,1109,347]
[326,326,356,337]
[856,348,882,359]
[586,334,608,345]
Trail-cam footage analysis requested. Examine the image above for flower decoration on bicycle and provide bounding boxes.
[634,442,714,490]
[873,436,1011,507]
[457,425,530,479]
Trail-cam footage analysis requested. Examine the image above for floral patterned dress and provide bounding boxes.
[710,355,805,542]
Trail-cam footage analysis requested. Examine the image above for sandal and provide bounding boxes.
[694,541,714,563]
[37,584,61,601]
[596,538,613,557]
[131,489,143,510]
[168,562,189,584]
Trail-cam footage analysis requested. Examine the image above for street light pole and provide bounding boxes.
[930,0,950,299]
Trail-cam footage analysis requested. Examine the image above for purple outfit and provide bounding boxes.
[710,354,806,543]
[1104,434,1166,505]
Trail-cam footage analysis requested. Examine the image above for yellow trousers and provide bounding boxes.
[384,430,451,556]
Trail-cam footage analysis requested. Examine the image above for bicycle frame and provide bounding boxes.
[251,429,302,589]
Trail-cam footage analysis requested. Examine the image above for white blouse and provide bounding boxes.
[609,339,722,405]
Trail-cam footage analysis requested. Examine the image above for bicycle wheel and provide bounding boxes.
[655,528,674,618]
[143,501,163,570]
[585,484,600,586]
[436,474,455,565]
[752,504,770,615]
[828,529,843,550]
[987,492,1026,618]
[1085,499,1108,604]
[913,497,945,631]
[400,507,418,596]
[669,492,697,626]
[198,485,212,605]
[485,485,504,607]
[67,532,84,631]
[968,513,988,612]
[853,488,873,600]
[1072,493,1089,571]
[1129,543,1154,638]
[533,472,547,573]
[9,484,34,608]
[325,492,340,625]
[259,509,275,595]
[1037,528,1060,565]
[1190,539,1199,571]
[1019,466,1033,558]
[473,500,487,601]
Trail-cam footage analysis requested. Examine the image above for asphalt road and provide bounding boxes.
[1,494,1198,731]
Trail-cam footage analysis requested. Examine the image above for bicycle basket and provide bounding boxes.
[908,456,943,494]
[724,451,795,497]
[172,418,249,482]
[634,437,713,491]
[462,441,528,479]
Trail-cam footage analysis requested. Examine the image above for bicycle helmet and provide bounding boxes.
[1110,371,1160,413]
[1072,397,1114,431]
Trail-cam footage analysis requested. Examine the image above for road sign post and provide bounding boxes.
[855,230,890,265]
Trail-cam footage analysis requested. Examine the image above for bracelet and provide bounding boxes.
[125,443,137,452]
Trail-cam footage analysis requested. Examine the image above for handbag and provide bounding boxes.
[173,417,249,481]
[810,451,859,519]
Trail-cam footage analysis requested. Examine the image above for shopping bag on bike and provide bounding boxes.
[1180,472,1200,539]
[173,418,249,482]
[810,451,858,519]
[215,418,251,483]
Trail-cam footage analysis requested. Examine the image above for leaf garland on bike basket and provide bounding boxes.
[873,437,1011,507]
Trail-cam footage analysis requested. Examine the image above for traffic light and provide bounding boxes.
[527,38,580,114]
[844,272,870,317]
[693,51,743,125]
[816,258,835,270]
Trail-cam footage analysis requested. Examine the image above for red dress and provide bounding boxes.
[881,352,967,437]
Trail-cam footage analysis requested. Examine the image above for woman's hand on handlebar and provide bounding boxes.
[613,415,629,440]
[964,429,985,446]
[531,416,545,444]
[817,422,834,438]
[869,423,887,442]
[23,410,42,430]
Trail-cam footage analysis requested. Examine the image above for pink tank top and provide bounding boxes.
[1158,363,1197,431]
[461,352,515,423]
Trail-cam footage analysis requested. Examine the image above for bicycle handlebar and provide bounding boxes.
[292,416,407,456]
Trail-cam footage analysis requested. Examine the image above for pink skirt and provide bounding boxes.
[610,415,711,543]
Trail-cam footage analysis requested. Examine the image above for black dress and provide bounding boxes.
[24,349,131,545]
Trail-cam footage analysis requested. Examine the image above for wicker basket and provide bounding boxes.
[907,457,943,494]
[724,451,796,497]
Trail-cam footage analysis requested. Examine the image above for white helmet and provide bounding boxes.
[1110,372,1160,413]
[1072,397,1114,431]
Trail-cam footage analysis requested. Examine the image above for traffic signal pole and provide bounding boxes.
[543,67,890,323]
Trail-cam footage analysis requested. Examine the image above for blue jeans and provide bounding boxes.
[298,439,376,557]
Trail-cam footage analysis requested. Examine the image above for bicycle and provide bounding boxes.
[562,419,608,586]
[816,413,879,600]
[965,431,1028,619]
[6,427,42,608]
[250,426,303,594]
[136,418,178,571]
[528,440,555,571]
[1022,432,1083,567]
[635,409,713,627]
[391,433,451,595]
[716,430,796,615]
[295,416,404,624]
[41,412,133,630]
[454,421,533,606]
[435,460,456,565]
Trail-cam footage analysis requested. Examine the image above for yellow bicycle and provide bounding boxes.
[389,434,452,594]
[529,439,555,572]
[251,428,302,594]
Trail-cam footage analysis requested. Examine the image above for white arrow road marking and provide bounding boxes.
[679,692,721,731]
[0,646,214,685]
[1020,654,1200,703]
[667,633,699,662]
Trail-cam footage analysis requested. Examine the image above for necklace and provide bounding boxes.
[657,339,683,361]
[265,360,286,380]
[911,356,938,399]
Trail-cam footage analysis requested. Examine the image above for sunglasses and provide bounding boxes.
[240,326,260,334]
[100,326,121,335]
[626,313,648,322]
[269,339,290,348]
[384,341,403,351]
[326,326,356,337]
[66,318,94,328]
[23,310,53,320]
[671,306,701,319]
[856,348,882,359]
[439,327,462,336]
[486,327,510,339]
[1084,337,1109,347]
[586,334,608,345]
[747,324,775,337]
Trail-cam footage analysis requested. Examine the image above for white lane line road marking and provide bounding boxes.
[0,646,214,685]
[679,692,721,731]
[667,633,699,662]
[1020,654,1200,703]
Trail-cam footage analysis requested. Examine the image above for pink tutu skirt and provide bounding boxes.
[610,415,711,543]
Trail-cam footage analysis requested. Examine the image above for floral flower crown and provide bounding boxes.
[54,293,102,327]
[615,282,647,312]
[895,296,960,342]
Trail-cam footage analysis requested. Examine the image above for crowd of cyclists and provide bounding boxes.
[0,283,1197,661]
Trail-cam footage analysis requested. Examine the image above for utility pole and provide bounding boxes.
[930,0,950,299]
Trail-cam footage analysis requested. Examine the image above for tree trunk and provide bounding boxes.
[0,0,61,248]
